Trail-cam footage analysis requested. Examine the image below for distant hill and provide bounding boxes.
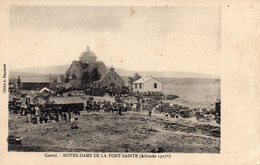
[158,77,220,86]
[115,68,219,79]
[10,65,69,75]
[9,64,220,79]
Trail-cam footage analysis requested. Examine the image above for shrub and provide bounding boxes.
[165,94,179,100]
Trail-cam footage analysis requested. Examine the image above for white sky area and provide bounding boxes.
[9,6,221,76]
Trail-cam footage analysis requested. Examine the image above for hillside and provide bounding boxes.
[10,65,69,75]
[9,65,219,79]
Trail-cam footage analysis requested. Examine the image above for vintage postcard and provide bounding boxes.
[0,0,259,165]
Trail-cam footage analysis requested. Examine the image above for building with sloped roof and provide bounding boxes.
[121,76,132,88]
[94,67,124,88]
[19,75,51,90]
[65,46,108,88]
[133,76,163,93]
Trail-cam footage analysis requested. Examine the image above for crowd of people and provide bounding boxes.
[9,93,158,127]
[9,89,221,129]
[9,96,82,129]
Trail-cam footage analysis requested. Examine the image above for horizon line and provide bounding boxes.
[9,64,220,78]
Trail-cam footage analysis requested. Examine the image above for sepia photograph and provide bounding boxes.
[7,6,221,153]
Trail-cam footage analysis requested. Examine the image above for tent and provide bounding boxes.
[40,87,50,93]
[45,96,85,111]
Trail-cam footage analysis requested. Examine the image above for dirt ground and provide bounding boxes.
[8,111,220,153]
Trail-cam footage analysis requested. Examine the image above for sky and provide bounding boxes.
[9,6,221,76]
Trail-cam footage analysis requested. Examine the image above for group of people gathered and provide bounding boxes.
[9,96,81,129]
[10,91,221,127]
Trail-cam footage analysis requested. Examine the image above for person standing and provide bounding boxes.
[74,117,79,129]
[71,117,79,129]
[25,96,30,106]
[63,113,67,121]
[71,117,75,128]
[68,110,71,121]
[136,102,140,112]
[55,112,59,122]
[26,108,30,123]
[35,106,40,124]
[118,103,122,116]
[148,108,152,117]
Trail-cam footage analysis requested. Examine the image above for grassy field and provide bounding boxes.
[9,111,220,153]
[8,77,221,152]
